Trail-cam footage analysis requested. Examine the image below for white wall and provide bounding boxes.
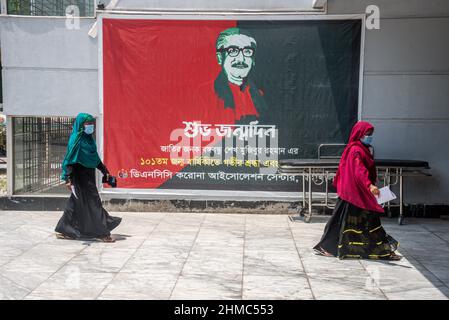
[0,17,98,116]
[328,0,449,204]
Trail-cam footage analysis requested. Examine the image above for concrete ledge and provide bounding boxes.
[0,196,301,214]
[103,198,302,214]
[0,196,68,211]
[0,196,447,218]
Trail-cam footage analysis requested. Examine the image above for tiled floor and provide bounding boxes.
[0,211,448,300]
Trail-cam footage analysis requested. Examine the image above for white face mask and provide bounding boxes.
[360,135,373,145]
[84,124,95,135]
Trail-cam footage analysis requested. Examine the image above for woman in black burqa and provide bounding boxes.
[55,113,121,242]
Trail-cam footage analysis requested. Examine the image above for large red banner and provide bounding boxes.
[102,18,361,192]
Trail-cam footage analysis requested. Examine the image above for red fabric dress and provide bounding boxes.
[333,121,384,213]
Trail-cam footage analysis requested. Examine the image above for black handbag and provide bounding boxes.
[102,174,117,188]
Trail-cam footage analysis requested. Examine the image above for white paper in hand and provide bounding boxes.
[376,186,396,205]
[70,185,78,199]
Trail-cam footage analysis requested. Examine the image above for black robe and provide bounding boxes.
[314,198,398,259]
[55,162,121,239]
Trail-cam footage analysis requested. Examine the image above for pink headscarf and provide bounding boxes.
[333,121,384,213]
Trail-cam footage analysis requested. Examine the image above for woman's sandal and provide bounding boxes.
[98,236,116,243]
[55,233,74,240]
[387,252,403,261]
[313,247,334,257]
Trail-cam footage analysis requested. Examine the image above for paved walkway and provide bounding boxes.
[0,211,448,300]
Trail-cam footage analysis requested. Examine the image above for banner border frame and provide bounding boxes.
[97,13,366,201]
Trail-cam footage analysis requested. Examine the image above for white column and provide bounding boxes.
[0,0,7,15]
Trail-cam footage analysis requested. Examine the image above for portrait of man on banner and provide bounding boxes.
[197,27,268,124]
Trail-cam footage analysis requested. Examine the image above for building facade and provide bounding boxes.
[1,0,448,206]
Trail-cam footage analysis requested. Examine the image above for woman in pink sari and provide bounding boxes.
[313,121,401,260]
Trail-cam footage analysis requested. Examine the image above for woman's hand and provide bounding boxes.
[102,173,110,184]
[370,184,380,196]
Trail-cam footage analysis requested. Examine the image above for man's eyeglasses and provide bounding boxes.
[217,46,255,57]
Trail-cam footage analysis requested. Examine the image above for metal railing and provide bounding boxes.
[13,116,74,194]
[0,124,5,157]
[317,143,346,159]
